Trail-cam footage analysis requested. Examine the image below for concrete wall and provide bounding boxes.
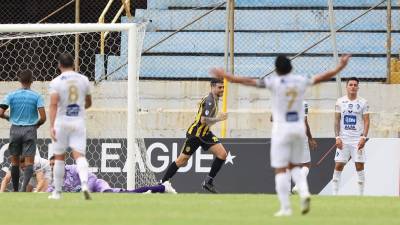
[0,81,399,138]
[319,138,400,196]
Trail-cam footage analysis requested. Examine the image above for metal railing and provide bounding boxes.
[99,0,132,55]
[96,0,231,84]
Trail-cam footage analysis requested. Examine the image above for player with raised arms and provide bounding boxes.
[211,54,351,216]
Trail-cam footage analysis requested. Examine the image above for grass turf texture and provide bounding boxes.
[0,193,398,225]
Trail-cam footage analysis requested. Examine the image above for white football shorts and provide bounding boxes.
[270,123,306,168]
[52,119,86,155]
[334,138,365,163]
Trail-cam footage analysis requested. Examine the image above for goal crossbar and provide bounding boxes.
[0,23,135,33]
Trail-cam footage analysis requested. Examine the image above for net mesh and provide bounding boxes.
[0,23,157,190]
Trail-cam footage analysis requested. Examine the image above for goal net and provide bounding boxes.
[0,23,157,190]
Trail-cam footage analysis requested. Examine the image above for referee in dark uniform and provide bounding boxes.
[161,78,228,193]
[0,70,46,192]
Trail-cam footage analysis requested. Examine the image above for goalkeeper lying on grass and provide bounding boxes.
[46,155,176,194]
[1,155,176,194]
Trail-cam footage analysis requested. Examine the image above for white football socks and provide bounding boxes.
[291,167,310,198]
[275,172,291,211]
[332,170,342,195]
[53,160,65,193]
[76,157,89,189]
[357,170,365,196]
[301,166,310,178]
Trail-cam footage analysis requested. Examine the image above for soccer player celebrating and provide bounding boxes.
[161,78,228,193]
[211,54,350,216]
[332,77,369,196]
[48,53,92,200]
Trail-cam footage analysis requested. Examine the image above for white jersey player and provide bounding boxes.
[302,101,317,164]
[0,155,52,192]
[29,155,52,192]
[212,54,351,216]
[292,101,317,194]
[271,101,317,167]
[48,53,92,200]
[333,77,370,196]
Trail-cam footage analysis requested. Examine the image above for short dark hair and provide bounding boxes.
[346,77,359,85]
[58,53,74,68]
[210,78,223,87]
[275,55,292,75]
[18,70,33,84]
[49,156,55,161]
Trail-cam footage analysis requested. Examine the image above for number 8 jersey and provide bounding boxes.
[335,96,369,140]
[49,71,91,120]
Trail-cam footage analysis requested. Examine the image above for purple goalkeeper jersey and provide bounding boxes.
[48,165,100,192]
[65,165,104,192]
[47,165,113,192]
[48,165,165,193]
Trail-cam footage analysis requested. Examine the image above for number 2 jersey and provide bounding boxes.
[335,96,369,140]
[49,71,91,121]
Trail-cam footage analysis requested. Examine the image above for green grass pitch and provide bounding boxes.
[0,193,398,225]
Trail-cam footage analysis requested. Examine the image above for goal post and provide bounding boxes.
[0,23,151,190]
[127,25,138,189]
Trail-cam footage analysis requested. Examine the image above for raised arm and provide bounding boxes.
[313,55,351,85]
[210,68,258,87]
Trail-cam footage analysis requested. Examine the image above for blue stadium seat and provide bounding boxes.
[136,9,397,31]
[147,0,384,9]
[140,56,386,78]
[96,1,397,80]
[143,32,396,54]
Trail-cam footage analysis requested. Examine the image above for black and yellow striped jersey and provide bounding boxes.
[187,93,218,137]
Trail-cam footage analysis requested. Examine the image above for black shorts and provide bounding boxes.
[9,125,37,157]
[181,132,220,155]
